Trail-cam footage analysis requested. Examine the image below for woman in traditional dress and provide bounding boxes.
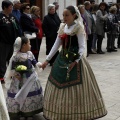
[4,37,43,120]
[42,5,107,120]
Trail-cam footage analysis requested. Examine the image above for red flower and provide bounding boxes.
[59,33,67,41]
[59,33,68,49]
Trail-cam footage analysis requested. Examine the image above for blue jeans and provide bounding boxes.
[92,33,97,50]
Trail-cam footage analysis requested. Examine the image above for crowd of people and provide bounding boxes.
[0,0,120,120]
[78,0,120,56]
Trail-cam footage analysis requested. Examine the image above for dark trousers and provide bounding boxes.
[87,34,93,53]
[117,34,120,47]
[97,35,104,52]
[107,34,116,49]
[30,38,42,61]
[0,42,13,79]
[46,36,59,65]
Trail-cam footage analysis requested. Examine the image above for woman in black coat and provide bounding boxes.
[20,3,40,61]
[42,4,61,66]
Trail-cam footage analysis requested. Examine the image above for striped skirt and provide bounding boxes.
[43,57,107,120]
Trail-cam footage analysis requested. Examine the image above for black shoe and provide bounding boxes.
[89,50,97,54]
[97,51,105,54]
[25,116,33,120]
[107,49,111,52]
[111,49,117,52]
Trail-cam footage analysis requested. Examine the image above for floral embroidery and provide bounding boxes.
[1,16,15,24]
[0,15,18,29]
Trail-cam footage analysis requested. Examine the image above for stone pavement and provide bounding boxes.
[2,37,120,120]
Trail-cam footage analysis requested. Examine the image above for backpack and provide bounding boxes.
[104,18,112,33]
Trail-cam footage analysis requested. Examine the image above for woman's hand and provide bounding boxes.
[41,61,48,70]
[68,61,77,72]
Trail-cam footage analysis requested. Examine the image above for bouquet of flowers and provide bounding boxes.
[15,65,28,75]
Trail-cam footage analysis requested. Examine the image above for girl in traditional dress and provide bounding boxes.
[0,82,10,120]
[4,36,43,120]
[42,5,107,120]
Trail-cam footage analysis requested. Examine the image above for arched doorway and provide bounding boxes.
[20,0,43,19]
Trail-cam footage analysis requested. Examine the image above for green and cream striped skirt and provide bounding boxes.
[43,57,107,120]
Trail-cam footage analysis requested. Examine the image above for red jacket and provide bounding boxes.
[32,15,43,39]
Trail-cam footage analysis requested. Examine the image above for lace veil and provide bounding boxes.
[58,6,85,35]
[74,6,84,29]
[4,37,22,89]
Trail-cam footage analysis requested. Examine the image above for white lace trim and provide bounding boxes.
[58,22,85,36]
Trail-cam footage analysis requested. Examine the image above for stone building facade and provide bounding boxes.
[0,0,118,19]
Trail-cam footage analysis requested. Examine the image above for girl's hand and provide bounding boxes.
[41,61,48,70]
[14,73,21,80]
[68,61,77,72]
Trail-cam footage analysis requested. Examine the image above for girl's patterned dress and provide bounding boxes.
[6,51,43,117]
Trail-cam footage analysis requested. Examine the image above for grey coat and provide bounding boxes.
[96,10,108,36]
[84,10,94,35]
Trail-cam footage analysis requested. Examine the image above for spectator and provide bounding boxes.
[53,2,61,22]
[78,4,88,57]
[42,4,61,66]
[53,1,59,11]
[20,3,40,61]
[90,0,95,11]
[96,2,108,54]
[84,1,95,55]
[0,0,21,83]
[31,6,43,61]
[107,6,118,52]
[12,0,21,22]
[91,4,99,53]
[115,3,120,48]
